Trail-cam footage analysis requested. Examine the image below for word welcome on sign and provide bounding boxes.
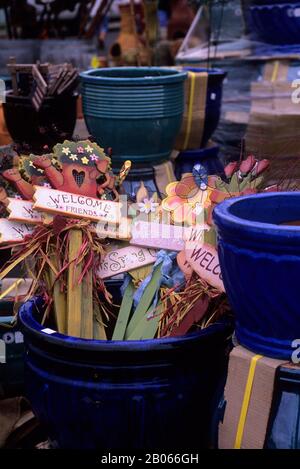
[0,219,35,243]
[185,241,224,292]
[130,221,209,252]
[98,245,157,279]
[7,199,43,224]
[33,186,121,224]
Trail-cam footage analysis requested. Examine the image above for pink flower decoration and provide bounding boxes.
[90,153,99,161]
[77,146,84,153]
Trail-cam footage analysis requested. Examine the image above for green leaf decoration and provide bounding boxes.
[127,300,163,340]
[112,281,135,341]
[124,264,162,339]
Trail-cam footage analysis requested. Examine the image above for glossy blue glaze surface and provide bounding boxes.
[175,145,224,180]
[183,68,226,149]
[213,192,300,359]
[248,3,300,45]
[19,297,232,449]
[80,67,187,164]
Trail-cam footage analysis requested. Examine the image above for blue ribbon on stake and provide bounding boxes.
[128,250,185,310]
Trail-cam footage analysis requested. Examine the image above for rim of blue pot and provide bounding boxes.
[18,297,229,352]
[213,191,300,247]
[250,2,300,10]
[178,145,219,158]
[80,67,187,85]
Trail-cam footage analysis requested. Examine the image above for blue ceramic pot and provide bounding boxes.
[175,145,225,180]
[18,297,231,449]
[80,67,187,164]
[183,68,226,149]
[0,306,24,398]
[213,192,300,360]
[248,3,300,45]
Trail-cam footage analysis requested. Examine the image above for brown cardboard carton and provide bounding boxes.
[175,71,208,151]
[219,345,285,449]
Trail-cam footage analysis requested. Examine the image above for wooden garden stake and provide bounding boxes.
[128,300,163,340]
[124,264,162,339]
[81,269,93,339]
[112,281,135,340]
[93,302,107,340]
[67,228,83,337]
[49,251,66,334]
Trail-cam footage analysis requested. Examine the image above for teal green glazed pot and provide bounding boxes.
[80,67,187,164]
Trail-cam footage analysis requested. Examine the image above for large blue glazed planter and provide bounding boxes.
[182,68,226,149]
[80,67,187,165]
[247,3,300,45]
[18,297,231,449]
[213,192,300,360]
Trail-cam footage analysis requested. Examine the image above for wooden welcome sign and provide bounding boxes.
[131,221,185,251]
[185,240,224,292]
[7,198,43,224]
[184,223,224,291]
[0,219,35,243]
[33,186,121,224]
[130,221,209,252]
[98,245,157,279]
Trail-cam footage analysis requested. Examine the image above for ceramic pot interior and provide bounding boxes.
[227,194,300,226]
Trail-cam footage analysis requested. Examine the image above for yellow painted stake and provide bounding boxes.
[67,228,83,337]
[81,269,93,339]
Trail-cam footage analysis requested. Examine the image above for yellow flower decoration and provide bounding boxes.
[81,156,89,165]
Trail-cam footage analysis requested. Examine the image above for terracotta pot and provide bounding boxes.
[110,3,148,65]
[168,0,195,40]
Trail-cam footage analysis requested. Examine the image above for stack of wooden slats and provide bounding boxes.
[7,57,79,112]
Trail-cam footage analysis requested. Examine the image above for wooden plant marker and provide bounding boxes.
[7,199,43,224]
[112,281,135,341]
[130,222,209,252]
[124,264,162,339]
[98,245,157,279]
[49,248,66,334]
[0,219,35,243]
[93,302,107,340]
[130,221,185,252]
[33,186,121,224]
[176,250,193,281]
[57,69,78,95]
[81,269,93,339]
[127,300,163,340]
[32,64,48,111]
[67,228,83,337]
[185,241,225,292]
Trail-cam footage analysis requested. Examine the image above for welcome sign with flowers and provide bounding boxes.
[0,139,274,341]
